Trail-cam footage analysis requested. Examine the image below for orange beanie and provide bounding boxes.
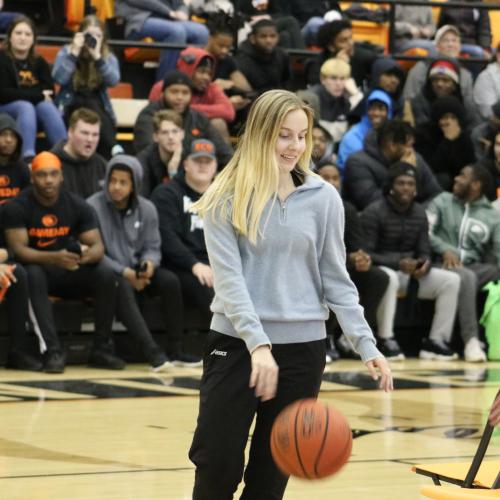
[31,152,62,171]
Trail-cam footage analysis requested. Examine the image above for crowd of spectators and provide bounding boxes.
[0,0,499,373]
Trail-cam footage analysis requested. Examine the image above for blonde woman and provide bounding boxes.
[188,89,393,499]
[52,15,120,158]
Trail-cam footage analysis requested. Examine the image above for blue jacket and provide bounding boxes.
[52,45,120,123]
[336,89,393,173]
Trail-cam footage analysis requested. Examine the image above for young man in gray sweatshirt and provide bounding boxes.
[87,154,201,369]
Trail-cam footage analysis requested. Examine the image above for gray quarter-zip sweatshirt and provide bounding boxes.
[203,174,381,362]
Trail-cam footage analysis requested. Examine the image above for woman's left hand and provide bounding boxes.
[365,357,393,392]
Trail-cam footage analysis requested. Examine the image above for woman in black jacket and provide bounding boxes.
[0,16,67,161]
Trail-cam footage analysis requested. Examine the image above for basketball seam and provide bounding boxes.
[294,400,309,479]
[313,404,330,478]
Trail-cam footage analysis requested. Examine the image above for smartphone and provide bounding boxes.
[84,32,97,49]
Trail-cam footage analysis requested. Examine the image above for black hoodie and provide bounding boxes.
[0,114,30,205]
[235,39,291,94]
[51,141,106,199]
[150,175,208,271]
[414,96,476,190]
[349,57,405,123]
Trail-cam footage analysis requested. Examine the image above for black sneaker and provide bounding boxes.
[378,338,405,361]
[88,350,126,370]
[170,352,202,368]
[419,338,458,361]
[325,336,340,363]
[6,350,43,372]
[150,351,174,373]
[336,334,361,359]
[44,351,66,373]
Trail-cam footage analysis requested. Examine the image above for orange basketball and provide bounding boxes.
[270,399,352,479]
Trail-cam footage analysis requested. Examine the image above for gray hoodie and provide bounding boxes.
[204,175,381,361]
[87,154,161,276]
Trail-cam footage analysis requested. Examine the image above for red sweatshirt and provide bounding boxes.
[149,47,235,123]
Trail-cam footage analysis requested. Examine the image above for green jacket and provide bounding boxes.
[480,281,500,360]
[426,192,500,266]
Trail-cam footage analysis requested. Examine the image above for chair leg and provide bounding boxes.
[492,471,500,489]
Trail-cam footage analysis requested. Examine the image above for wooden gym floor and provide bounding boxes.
[0,359,498,499]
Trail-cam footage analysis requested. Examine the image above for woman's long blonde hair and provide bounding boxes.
[73,15,110,91]
[192,89,315,244]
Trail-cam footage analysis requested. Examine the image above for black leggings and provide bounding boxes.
[189,331,326,500]
[26,261,117,353]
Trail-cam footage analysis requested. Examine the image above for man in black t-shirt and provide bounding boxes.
[3,151,125,373]
[0,114,30,205]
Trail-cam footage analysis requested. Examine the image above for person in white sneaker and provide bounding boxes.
[361,162,461,361]
[427,164,500,362]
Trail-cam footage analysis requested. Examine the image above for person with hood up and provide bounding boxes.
[148,47,235,145]
[151,139,217,322]
[409,58,477,127]
[0,114,40,371]
[361,162,460,361]
[0,114,30,205]
[344,119,442,210]
[415,95,476,191]
[311,123,336,169]
[349,57,406,123]
[87,155,201,370]
[133,70,233,168]
[235,19,291,94]
[337,89,392,173]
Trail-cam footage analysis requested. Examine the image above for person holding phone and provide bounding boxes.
[0,15,67,162]
[52,15,121,159]
[361,162,461,361]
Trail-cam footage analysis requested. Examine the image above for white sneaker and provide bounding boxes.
[464,338,487,363]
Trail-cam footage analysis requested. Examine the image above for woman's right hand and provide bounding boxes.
[70,32,85,57]
[250,345,278,402]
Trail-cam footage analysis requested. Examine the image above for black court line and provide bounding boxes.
[3,455,500,481]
